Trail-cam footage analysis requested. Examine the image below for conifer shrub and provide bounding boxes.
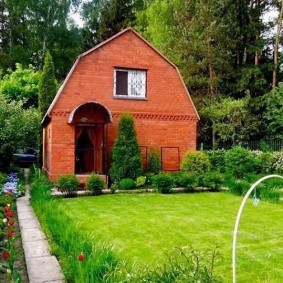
[118,178,136,190]
[224,146,255,178]
[147,147,161,174]
[153,173,174,194]
[109,113,142,182]
[87,174,105,195]
[181,151,211,175]
[57,175,79,197]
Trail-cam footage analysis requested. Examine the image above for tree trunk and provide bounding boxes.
[272,0,283,89]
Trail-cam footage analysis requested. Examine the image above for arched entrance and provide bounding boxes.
[68,101,112,174]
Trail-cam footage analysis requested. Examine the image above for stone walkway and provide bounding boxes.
[16,188,65,283]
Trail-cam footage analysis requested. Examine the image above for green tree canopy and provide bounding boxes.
[0,63,41,108]
[0,95,41,171]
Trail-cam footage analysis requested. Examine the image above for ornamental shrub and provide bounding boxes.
[224,147,255,178]
[153,173,174,194]
[271,152,283,174]
[135,176,147,188]
[174,172,198,191]
[206,150,226,173]
[0,172,6,186]
[118,178,136,190]
[147,148,161,174]
[109,113,142,182]
[58,175,79,197]
[181,151,211,175]
[87,174,105,195]
[199,171,225,191]
[253,152,274,174]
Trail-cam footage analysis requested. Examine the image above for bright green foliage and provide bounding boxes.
[153,172,174,193]
[57,175,79,196]
[118,178,136,190]
[0,64,41,108]
[0,96,41,171]
[87,173,105,195]
[263,84,283,138]
[181,151,211,175]
[147,147,161,174]
[135,176,146,187]
[38,51,57,116]
[224,146,255,178]
[109,113,142,182]
[174,172,198,191]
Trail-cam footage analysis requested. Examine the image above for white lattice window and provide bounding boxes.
[114,68,146,98]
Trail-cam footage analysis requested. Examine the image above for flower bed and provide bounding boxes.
[0,173,27,282]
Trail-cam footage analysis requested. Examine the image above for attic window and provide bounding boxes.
[114,68,146,98]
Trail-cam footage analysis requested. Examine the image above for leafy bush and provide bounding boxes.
[174,172,198,191]
[135,176,147,188]
[200,171,225,191]
[118,178,136,190]
[254,151,274,174]
[87,174,105,195]
[147,147,161,174]
[206,150,226,173]
[224,147,255,178]
[109,113,142,181]
[271,151,283,174]
[181,151,211,175]
[57,175,79,197]
[153,173,174,194]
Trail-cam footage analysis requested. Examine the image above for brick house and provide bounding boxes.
[41,28,199,183]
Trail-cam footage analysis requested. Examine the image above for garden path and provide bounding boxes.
[16,185,65,283]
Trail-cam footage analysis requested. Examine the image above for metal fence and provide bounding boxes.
[198,139,283,152]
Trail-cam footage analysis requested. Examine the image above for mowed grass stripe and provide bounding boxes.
[57,192,283,282]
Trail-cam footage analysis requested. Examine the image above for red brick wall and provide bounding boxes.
[44,29,198,182]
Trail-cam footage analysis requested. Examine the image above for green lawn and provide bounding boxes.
[57,192,283,282]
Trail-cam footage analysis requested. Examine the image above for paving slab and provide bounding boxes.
[26,256,65,283]
[21,227,47,242]
[19,217,41,229]
[22,240,50,258]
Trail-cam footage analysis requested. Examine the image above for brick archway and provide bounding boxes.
[68,102,112,174]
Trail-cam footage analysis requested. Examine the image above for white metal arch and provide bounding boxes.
[232,174,283,283]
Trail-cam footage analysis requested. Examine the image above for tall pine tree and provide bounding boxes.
[38,51,57,116]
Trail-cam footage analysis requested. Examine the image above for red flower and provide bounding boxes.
[4,205,10,212]
[5,210,14,218]
[7,220,14,227]
[2,251,10,260]
[7,230,14,238]
[77,252,85,261]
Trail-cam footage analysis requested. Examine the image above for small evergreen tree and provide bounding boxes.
[109,113,142,181]
[147,147,161,174]
[38,51,57,116]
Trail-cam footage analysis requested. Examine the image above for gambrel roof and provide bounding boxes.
[42,27,199,126]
